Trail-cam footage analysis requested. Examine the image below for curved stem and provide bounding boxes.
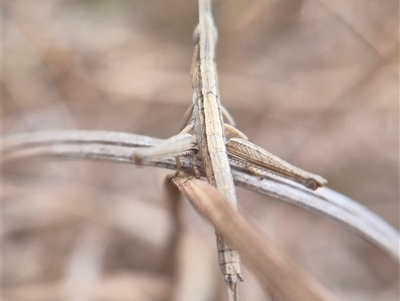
[3,131,399,263]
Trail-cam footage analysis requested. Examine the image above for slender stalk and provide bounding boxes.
[172,176,340,301]
[3,131,399,263]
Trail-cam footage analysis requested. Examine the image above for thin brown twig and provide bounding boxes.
[171,176,340,301]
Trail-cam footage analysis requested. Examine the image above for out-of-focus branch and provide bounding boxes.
[2,131,399,263]
[171,176,340,301]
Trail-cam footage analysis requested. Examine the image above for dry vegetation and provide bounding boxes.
[2,0,399,300]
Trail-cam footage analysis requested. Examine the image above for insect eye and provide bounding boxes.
[305,179,319,190]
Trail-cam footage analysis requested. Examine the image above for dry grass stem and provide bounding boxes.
[3,131,399,263]
[171,176,340,301]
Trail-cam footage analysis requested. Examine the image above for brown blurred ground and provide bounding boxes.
[2,0,399,300]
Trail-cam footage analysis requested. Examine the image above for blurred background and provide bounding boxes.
[2,0,399,300]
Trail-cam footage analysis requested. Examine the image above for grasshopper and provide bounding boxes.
[130,0,326,299]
